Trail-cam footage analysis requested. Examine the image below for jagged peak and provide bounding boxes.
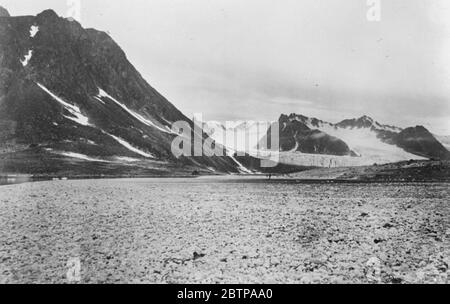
[340,115,374,124]
[0,5,10,17]
[285,113,312,122]
[358,115,374,123]
[336,115,376,129]
[283,113,404,133]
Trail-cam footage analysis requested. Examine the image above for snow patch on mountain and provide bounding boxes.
[93,96,105,104]
[103,132,154,158]
[59,152,110,162]
[30,25,39,38]
[39,84,156,159]
[97,88,175,134]
[115,156,142,162]
[20,50,33,66]
[37,83,90,126]
[289,140,299,153]
[46,148,109,162]
[230,155,253,174]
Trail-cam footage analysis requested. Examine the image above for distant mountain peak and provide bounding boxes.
[283,113,328,128]
[282,113,405,134]
[358,115,374,123]
[411,125,428,132]
[36,9,59,21]
[336,116,375,129]
[0,6,10,17]
[396,126,450,160]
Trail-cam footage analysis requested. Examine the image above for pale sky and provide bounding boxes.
[2,0,450,134]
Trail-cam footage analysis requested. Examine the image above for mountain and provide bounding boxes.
[0,6,10,17]
[259,113,450,168]
[276,114,354,156]
[434,135,450,152]
[0,8,241,175]
[396,126,450,160]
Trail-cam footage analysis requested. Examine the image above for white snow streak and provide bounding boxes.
[93,96,105,104]
[289,140,299,153]
[30,25,39,38]
[104,132,155,158]
[230,156,252,174]
[115,156,142,162]
[59,152,110,163]
[20,50,33,66]
[37,83,90,126]
[97,88,175,134]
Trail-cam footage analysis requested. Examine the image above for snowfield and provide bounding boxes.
[312,123,425,163]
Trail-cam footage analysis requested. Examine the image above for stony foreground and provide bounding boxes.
[0,177,448,283]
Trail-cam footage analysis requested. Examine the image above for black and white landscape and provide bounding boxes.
[0,2,449,284]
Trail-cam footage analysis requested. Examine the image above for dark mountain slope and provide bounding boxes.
[395,126,450,160]
[269,114,354,156]
[0,6,9,17]
[0,9,239,174]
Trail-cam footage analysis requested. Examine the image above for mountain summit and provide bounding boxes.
[0,9,241,175]
[0,6,10,17]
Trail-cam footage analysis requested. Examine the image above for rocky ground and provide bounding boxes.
[0,177,448,283]
[283,160,450,182]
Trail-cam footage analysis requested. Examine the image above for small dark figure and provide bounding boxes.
[193,252,205,260]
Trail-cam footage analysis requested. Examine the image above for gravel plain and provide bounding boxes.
[0,177,448,284]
